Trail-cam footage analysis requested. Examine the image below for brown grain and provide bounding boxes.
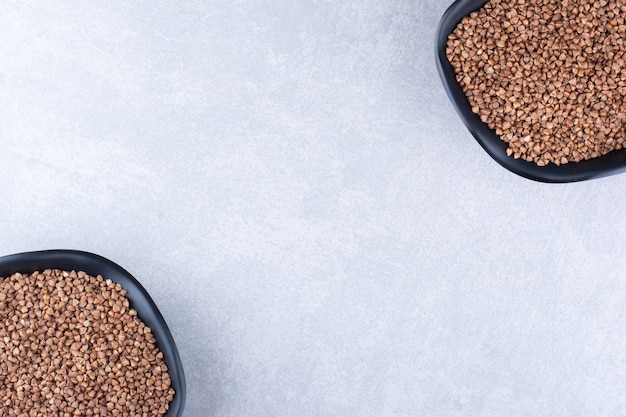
[446,0,626,166]
[0,269,175,417]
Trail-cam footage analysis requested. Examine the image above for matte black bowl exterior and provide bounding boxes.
[436,0,626,183]
[0,250,186,417]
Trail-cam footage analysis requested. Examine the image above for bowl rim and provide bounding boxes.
[435,0,626,183]
[0,249,186,417]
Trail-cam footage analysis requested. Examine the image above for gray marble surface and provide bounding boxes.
[2,1,626,416]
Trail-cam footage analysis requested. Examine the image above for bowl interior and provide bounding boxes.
[435,0,626,182]
[0,249,186,417]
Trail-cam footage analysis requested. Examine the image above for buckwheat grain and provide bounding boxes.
[447,0,626,165]
[0,270,175,417]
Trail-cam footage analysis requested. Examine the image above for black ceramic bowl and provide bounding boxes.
[0,249,186,417]
[436,0,626,183]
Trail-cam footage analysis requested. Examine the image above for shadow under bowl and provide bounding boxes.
[0,249,186,417]
[435,0,626,183]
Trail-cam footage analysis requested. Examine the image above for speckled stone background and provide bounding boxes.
[1,1,626,416]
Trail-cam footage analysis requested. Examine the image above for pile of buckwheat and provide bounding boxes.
[0,269,175,417]
[446,0,626,166]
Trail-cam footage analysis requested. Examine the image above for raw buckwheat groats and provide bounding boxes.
[447,0,626,166]
[0,269,174,417]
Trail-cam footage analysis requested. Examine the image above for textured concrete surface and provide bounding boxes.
[1,1,626,416]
